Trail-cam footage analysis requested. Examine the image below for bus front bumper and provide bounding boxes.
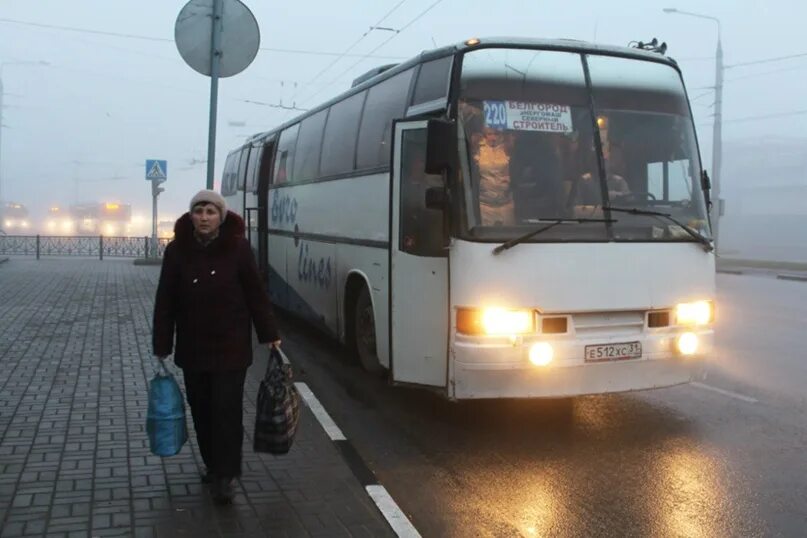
[450,331,711,400]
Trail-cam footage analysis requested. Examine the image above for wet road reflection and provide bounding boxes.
[280,287,791,537]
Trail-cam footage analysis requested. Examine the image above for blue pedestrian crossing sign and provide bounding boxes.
[145,159,167,181]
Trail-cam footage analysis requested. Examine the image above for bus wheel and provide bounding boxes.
[354,286,382,373]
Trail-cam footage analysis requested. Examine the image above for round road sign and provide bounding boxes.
[174,0,260,78]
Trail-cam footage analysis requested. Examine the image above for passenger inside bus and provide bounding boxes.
[461,102,650,226]
[508,131,566,221]
[472,126,516,226]
[566,142,631,210]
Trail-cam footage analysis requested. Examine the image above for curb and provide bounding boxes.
[717,258,807,273]
[776,274,807,283]
[133,258,162,266]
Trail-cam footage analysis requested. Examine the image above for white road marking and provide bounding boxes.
[366,485,422,538]
[285,356,420,537]
[293,382,347,441]
[691,382,758,403]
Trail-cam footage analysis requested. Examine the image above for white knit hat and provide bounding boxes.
[189,190,227,222]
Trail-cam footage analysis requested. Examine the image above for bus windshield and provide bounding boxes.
[458,47,710,244]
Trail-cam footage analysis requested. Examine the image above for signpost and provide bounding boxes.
[145,160,167,258]
[174,0,260,190]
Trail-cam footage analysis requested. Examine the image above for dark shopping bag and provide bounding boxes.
[146,361,188,457]
[254,348,300,454]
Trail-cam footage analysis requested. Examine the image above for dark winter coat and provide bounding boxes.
[152,211,279,371]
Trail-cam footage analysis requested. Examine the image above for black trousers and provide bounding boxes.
[183,369,247,478]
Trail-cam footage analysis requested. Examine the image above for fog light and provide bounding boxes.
[529,343,554,366]
[676,332,698,356]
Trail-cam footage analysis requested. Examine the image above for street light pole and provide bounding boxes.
[712,26,724,251]
[663,8,723,251]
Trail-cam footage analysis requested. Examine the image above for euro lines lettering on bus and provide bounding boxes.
[484,100,573,133]
[297,241,333,290]
[271,191,298,226]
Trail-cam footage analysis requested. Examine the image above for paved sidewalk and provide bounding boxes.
[0,259,393,537]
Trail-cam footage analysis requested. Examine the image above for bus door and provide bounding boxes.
[255,138,276,281]
[233,145,250,217]
[390,121,449,387]
[244,140,272,268]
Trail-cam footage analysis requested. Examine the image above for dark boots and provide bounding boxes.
[211,476,235,505]
[200,469,213,484]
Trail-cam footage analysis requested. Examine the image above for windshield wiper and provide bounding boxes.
[492,218,615,255]
[603,206,714,252]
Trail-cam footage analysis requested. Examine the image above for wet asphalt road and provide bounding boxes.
[282,273,807,537]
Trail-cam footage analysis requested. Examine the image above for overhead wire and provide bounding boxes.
[725,63,807,83]
[300,0,410,87]
[0,17,406,59]
[296,0,447,108]
[722,109,807,123]
[726,51,807,69]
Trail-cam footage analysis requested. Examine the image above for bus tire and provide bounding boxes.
[354,286,383,374]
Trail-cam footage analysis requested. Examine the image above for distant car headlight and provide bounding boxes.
[4,219,13,228]
[675,300,714,326]
[457,307,535,335]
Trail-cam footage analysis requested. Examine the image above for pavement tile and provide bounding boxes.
[0,259,394,537]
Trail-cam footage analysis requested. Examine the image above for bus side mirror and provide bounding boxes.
[701,170,712,212]
[425,119,456,174]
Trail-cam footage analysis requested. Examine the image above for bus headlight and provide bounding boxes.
[675,300,713,326]
[676,332,699,356]
[457,307,534,336]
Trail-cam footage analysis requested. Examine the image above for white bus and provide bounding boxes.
[223,37,716,400]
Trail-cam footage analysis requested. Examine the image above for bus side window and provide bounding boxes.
[400,129,445,257]
[293,109,328,182]
[357,68,414,170]
[411,56,452,106]
[237,147,250,191]
[320,90,366,177]
[245,144,262,194]
[647,159,695,203]
[221,153,237,196]
[273,124,299,184]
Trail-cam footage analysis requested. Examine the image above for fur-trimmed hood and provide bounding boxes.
[172,210,245,250]
[153,208,279,368]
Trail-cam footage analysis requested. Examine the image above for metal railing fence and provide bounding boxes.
[0,235,170,259]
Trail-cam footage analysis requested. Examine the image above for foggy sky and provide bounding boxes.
[0,0,805,220]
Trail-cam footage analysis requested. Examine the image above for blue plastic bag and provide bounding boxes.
[146,361,187,457]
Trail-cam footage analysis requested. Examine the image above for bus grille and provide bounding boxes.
[572,311,646,337]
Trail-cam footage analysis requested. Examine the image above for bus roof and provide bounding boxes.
[241,36,678,146]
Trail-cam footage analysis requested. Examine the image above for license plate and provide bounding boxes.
[584,341,642,362]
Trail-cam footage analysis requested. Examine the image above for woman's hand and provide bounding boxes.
[270,340,282,349]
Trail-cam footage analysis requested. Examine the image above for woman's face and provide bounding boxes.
[191,203,222,236]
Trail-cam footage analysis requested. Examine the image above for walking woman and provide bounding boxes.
[152,190,280,504]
